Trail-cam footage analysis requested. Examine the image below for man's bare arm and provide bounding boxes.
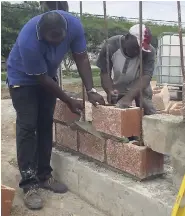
[123,75,151,100]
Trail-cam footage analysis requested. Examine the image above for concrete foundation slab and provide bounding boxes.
[51,149,177,216]
[171,140,185,190]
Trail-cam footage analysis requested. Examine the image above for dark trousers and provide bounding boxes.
[9,85,56,190]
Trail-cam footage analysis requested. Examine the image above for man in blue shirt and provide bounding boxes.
[7,11,105,210]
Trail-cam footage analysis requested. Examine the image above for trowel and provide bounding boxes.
[66,103,117,139]
[66,112,104,140]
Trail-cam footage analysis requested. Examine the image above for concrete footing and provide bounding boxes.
[51,149,176,216]
[143,114,185,190]
[143,114,184,155]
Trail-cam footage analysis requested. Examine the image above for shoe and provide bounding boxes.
[40,177,68,193]
[23,187,43,210]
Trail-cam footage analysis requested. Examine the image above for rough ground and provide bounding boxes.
[1,99,106,216]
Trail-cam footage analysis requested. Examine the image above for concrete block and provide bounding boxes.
[54,99,92,122]
[171,140,185,190]
[1,185,15,216]
[85,101,92,122]
[169,102,183,116]
[54,99,80,123]
[92,105,141,138]
[152,86,170,111]
[51,149,175,216]
[56,123,78,151]
[79,131,105,162]
[156,101,174,114]
[51,151,79,193]
[143,114,185,155]
[106,140,164,179]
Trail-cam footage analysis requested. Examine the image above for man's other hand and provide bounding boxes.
[67,98,83,115]
[107,89,119,104]
[87,92,105,106]
[116,96,132,108]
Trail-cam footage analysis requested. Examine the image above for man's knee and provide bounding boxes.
[17,112,37,132]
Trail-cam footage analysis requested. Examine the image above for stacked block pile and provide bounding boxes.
[53,99,164,180]
[152,85,183,115]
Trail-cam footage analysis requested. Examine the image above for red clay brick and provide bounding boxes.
[1,185,15,216]
[92,105,141,138]
[169,102,183,116]
[79,131,105,162]
[56,123,78,151]
[54,99,81,123]
[106,140,164,179]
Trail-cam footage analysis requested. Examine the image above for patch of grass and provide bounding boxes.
[1,71,6,82]
[152,76,156,81]
[93,76,101,87]
[63,68,100,79]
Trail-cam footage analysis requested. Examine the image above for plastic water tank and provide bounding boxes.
[156,33,185,86]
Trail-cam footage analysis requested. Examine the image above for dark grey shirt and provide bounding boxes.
[96,35,156,93]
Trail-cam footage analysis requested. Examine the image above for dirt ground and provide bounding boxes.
[1,99,106,216]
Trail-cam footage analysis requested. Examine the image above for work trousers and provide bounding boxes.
[9,85,56,190]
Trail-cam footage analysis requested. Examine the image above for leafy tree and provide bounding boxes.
[63,52,74,72]
[1,1,40,59]
[1,1,184,69]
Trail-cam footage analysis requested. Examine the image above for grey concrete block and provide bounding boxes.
[171,140,185,190]
[51,149,176,216]
[143,114,185,155]
[51,151,79,193]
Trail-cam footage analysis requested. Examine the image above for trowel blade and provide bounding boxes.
[68,121,103,140]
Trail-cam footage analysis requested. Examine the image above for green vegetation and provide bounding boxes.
[64,68,100,78]
[1,72,7,82]
[2,1,184,72]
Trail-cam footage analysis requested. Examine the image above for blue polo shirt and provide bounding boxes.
[7,10,87,86]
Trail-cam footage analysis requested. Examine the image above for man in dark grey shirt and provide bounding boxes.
[97,24,156,115]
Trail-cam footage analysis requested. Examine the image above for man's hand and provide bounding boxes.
[87,92,105,106]
[66,98,83,115]
[116,96,132,108]
[107,89,119,104]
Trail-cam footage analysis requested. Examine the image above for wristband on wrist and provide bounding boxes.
[87,88,97,94]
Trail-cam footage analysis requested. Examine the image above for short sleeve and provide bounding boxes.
[70,20,86,54]
[96,41,113,74]
[143,46,156,77]
[19,46,47,76]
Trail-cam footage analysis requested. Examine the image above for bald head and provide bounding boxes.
[38,12,67,45]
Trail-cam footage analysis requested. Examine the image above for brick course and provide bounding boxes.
[92,105,141,138]
[106,140,164,179]
[56,123,78,151]
[54,99,81,123]
[79,131,105,162]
